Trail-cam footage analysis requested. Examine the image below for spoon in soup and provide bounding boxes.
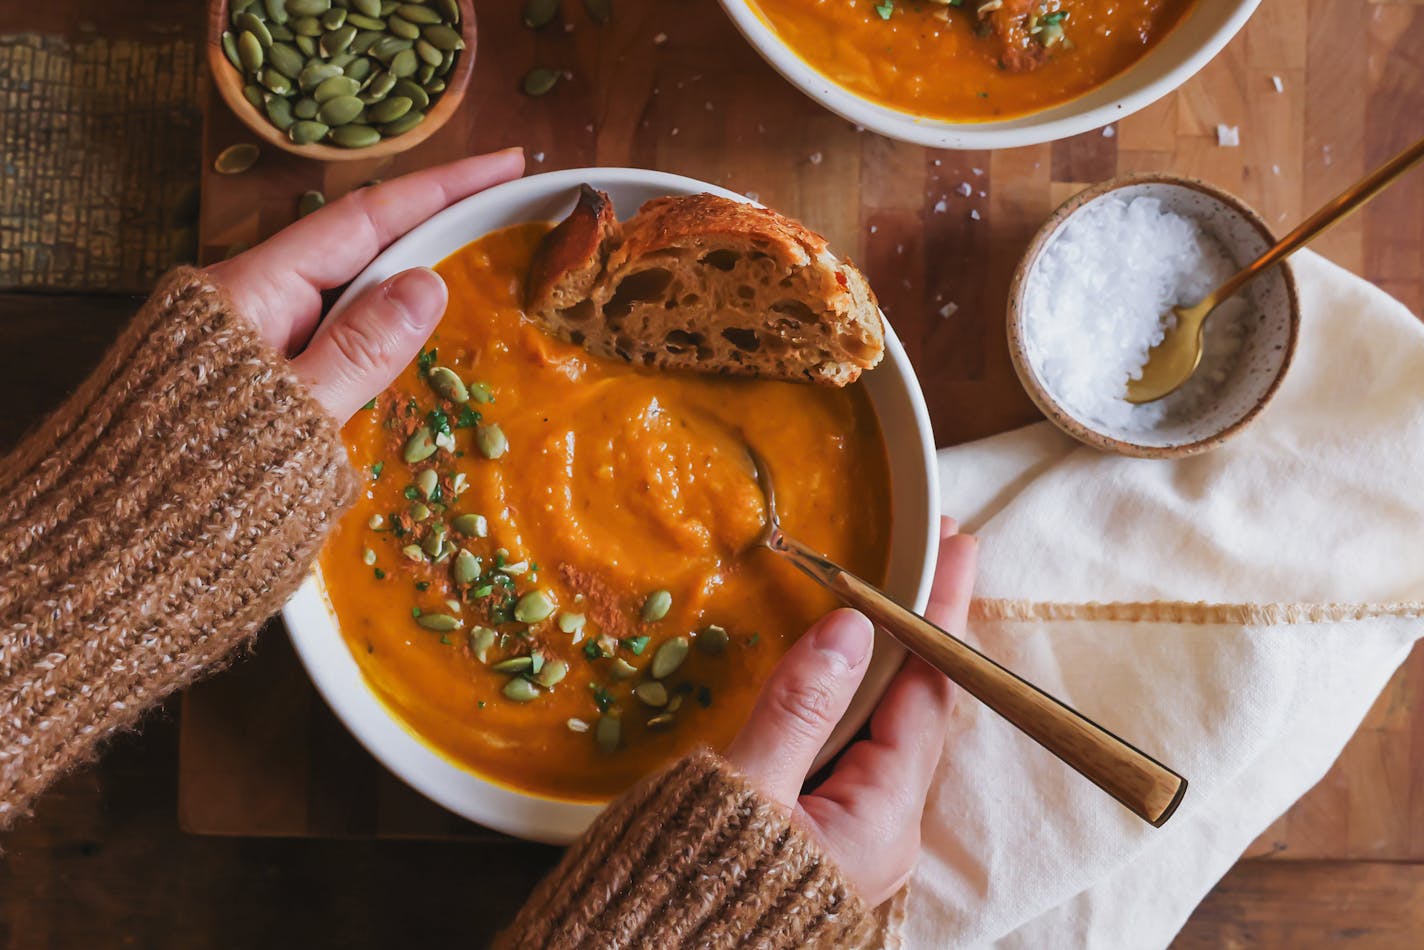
[1128,133,1424,403]
[744,444,1187,827]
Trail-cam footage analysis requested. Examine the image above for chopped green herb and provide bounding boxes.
[590,684,614,712]
[477,700,486,709]
[411,607,422,617]
[977,91,989,98]
[1041,10,1066,24]
[583,640,606,660]
[455,406,481,428]
[440,635,451,645]
[417,347,438,375]
[874,0,893,19]
[373,568,386,580]
[428,406,453,439]
[370,461,384,480]
[621,635,651,656]
[415,581,429,592]
[403,486,421,500]
[748,633,760,646]
[361,397,378,411]
[472,584,494,598]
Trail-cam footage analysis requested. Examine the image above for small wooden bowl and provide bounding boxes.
[206,0,476,162]
[1007,174,1301,459]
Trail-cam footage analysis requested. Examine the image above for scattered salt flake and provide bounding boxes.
[1323,144,1333,166]
[533,152,545,163]
[1216,124,1240,147]
[1271,75,1284,93]
[972,166,984,175]
[978,190,987,198]
[933,159,942,167]
[933,198,948,213]
[809,152,823,164]
[970,209,981,220]
[938,301,959,319]
[955,182,972,197]
[671,127,679,136]
[1271,163,1281,176]
[1102,125,1116,138]
[869,224,878,234]
[654,32,668,45]
[854,124,865,133]
[895,243,904,254]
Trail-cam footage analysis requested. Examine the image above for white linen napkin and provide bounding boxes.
[891,250,1424,948]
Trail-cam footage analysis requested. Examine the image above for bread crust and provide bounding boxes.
[526,187,884,387]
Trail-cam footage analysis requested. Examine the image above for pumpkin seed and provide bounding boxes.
[666,694,684,713]
[380,1,399,15]
[401,543,426,562]
[523,0,558,28]
[595,715,621,753]
[344,56,373,80]
[584,0,612,24]
[414,37,442,67]
[235,13,273,48]
[697,624,729,656]
[413,467,438,499]
[350,29,381,53]
[321,25,358,56]
[500,559,529,576]
[634,681,668,707]
[269,23,295,42]
[331,123,381,147]
[265,95,295,130]
[416,612,460,632]
[232,0,258,12]
[557,612,586,635]
[650,636,689,679]
[408,501,430,521]
[380,111,425,136]
[640,589,671,622]
[222,31,243,70]
[403,425,438,462]
[299,60,343,91]
[295,34,318,56]
[367,513,386,530]
[436,0,460,23]
[646,713,677,732]
[469,382,494,404]
[426,365,468,402]
[468,626,496,662]
[241,83,267,110]
[423,23,464,50]
[267,41,305,78]
[392,77,429,108]
[522,67,559,97]
[451,513,487,537]
[366,70,398,98]
[320,8,348,30]
[453,548,481,584]
[491,656,534,674]
[415,62,436,85]
[503,678,541,702]
[424,78,445,94]
[293,96,320,118]
[397,3,442,24]
[263,0,289,24]
[421,525,447,558]
[317,94,364,125]
[387,14,420,39]
[437,49,454,76]
[287,0,333,15]
[291,15,324,36]
[362,547,377,566]
[534,659,569,688]
[514,589,556,624]
[609,658,639,680]
[260,68,293,95]
[389,47,418,77]
[237,31,265,72]
[327,50,356,69]
[369,35,412,61]
[474,423,507,459]
[348,13,386,30]
[214,142,260,174]
[352,0,382,15]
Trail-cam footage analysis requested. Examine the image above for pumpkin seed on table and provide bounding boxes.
[641,589,671,622]
[491,656,534,675]
[595,715,621,754]
[318,94,364,125]
[214,143,260,174]
[523,0,558,29]
[475,423,507,459]
[416,612,461,632]
[331,124,381,147]
[650,636,689,679]
[584,0,612,25]
[522,67,559,97]
[503,678,541,702]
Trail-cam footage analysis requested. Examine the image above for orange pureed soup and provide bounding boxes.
[749,0,1197,121]
[319,221,892,801]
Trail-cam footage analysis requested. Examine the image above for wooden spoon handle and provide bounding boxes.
[769,533,1187,827]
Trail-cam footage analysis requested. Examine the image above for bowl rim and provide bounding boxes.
[1004,173,1302,459]
[206,0,477,162]
[714,0,1263,149]
[281,166,941,843]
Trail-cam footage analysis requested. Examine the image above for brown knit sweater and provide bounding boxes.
[0,269,878,948]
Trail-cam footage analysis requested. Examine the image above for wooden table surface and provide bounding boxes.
[3,0,1424,946]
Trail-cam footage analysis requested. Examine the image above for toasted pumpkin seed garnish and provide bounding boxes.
[408,501,431,521]
[567,717,590,733]
[414,468,439,499]
[468,625,496,662]
[503,677,541,702]
[640,589,672,622]
[416,612,461,632]
[427,365,469,403]
[475,423,508,459]
[401,543,426,562]
[697,624,729,655]
[452,548,481,585]
[634,681,668,707]
[534,659,569,688]
[646,713,677,732]
[451,512,488,537]
[650,636,689,679]
[403,426,438,463]
[609,657,639,680]
[421,524,448,559]
[468,381,494,404]
[513,589,556,624]
[557,612,586,635]
[214,143,261,175]
[491,656,534,674]
[595,715,621,753]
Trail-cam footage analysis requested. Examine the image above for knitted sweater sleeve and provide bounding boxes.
[497,747,880,949]
[0,267,359,827]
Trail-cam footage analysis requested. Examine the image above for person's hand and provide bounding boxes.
[725,516,976,905]
[207,148,525,423]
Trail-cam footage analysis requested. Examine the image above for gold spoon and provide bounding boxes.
[1127,134,1424,404]
[745,445,1187,826]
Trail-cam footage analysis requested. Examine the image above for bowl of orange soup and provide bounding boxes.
[719,0,1261,148]
[281,168,939,843]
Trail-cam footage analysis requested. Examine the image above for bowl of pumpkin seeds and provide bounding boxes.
[209,0,474,160]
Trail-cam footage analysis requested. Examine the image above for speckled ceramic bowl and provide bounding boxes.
[1007,175,1300,458]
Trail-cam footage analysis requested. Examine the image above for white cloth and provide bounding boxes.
[897,250,1424,948]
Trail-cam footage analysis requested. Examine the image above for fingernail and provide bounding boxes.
[386,267,446,331]
[811,610,873,668]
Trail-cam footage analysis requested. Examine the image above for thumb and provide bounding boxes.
[724,608,874,810]
[292,267,447,422]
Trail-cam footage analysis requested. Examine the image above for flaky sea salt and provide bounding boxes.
[1023,196,1248,432]
[1217,124,1240,147]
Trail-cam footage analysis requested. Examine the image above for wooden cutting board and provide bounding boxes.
[184,0,1424,872]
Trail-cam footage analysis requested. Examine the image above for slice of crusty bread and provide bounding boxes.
[525,186,884,387]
